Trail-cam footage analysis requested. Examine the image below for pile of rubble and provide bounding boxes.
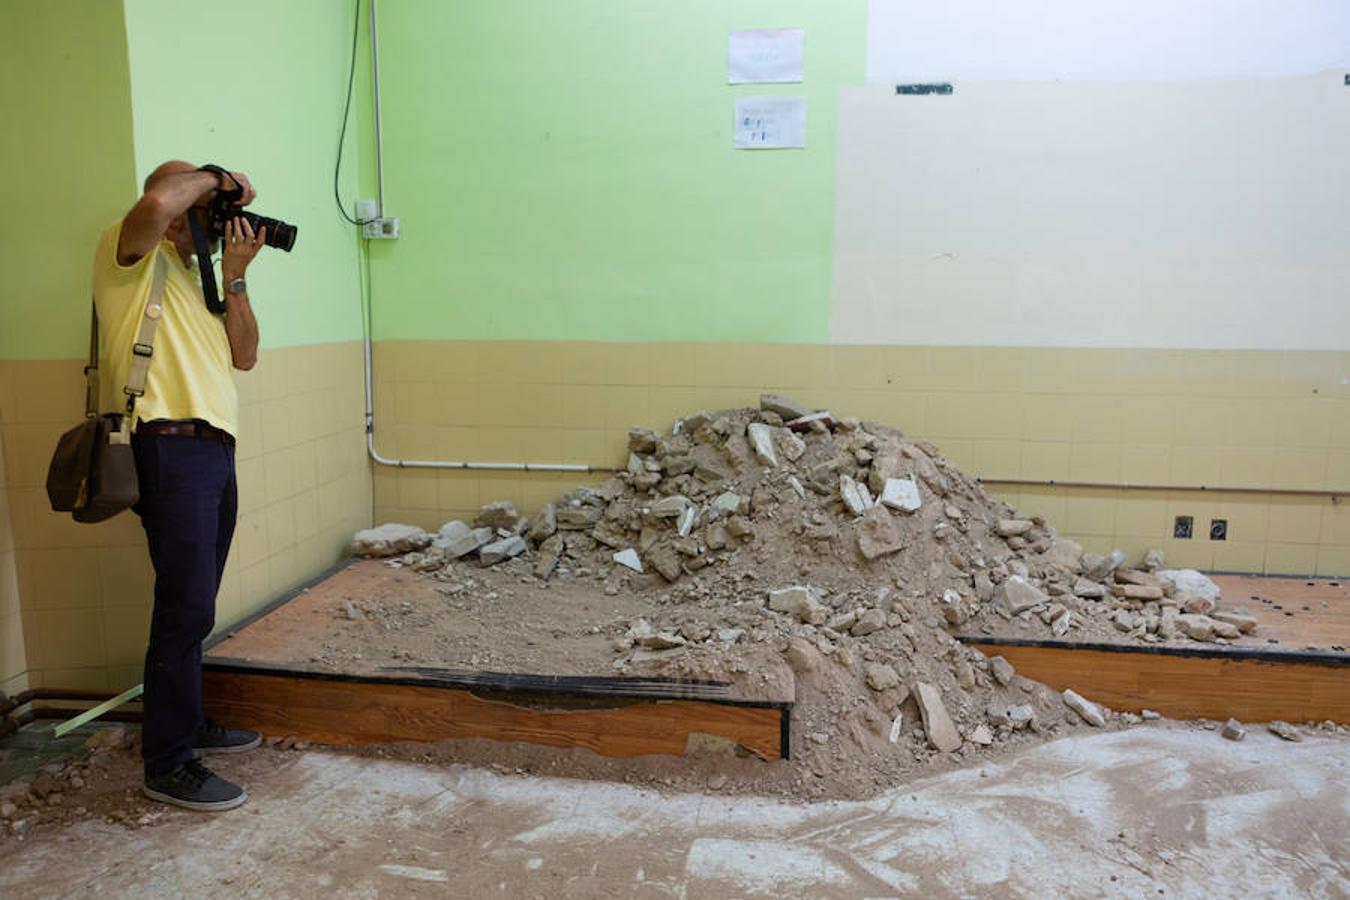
[345,395,1266,791]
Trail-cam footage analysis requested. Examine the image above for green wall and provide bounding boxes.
[369,0,865,344]
[0,1,138,360]
[121,0,365,350]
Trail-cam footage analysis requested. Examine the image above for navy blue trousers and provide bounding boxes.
[132,432,237,776]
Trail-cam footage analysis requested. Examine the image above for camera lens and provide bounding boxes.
[238,211,298,253]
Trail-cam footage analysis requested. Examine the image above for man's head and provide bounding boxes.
[145,160,218,260]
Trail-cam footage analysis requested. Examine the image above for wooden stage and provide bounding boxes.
[203,567,1346,760]
[959,575,1349,724]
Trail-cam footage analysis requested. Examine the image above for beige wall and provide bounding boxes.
[371,340,1348,578]
[830,74,1350,350]
[0,421,26,697]
[0,343,371,691]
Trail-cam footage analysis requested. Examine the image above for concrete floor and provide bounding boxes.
[1,725,1346,899]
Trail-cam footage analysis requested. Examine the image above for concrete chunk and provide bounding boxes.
[914,683,963,752]
[613,548,643,573]
[989,656,1015,686]
[747,423,779,467]
[474,500,520,531]
[350,523,431,558]
[864,663,900,692]
[479,534,526,566]
[996,575,1048,615]
[855,506,906,560]
[838,474,872,517]
[767,586,829,625]
[995,519,1035,538]
[1062,689,1105,727]
[1221,718,1246,741]
[759,393,811,420]
[879,477,922,514]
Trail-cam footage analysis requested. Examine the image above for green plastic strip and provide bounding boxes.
[53,683,144,738]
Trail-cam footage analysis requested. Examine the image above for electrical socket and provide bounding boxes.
[363,217,400,240]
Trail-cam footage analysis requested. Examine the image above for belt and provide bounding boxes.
[137,419,236,445]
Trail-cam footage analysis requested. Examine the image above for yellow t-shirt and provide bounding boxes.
[92,221,238,437]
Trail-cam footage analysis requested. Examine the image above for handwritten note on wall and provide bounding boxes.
[728,28,805,84]
[734,97,807,149]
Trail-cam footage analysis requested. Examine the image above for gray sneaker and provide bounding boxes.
[143,760,247,811]
[193,719,262,755]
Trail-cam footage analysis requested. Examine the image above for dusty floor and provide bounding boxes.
[1,724,1345,898]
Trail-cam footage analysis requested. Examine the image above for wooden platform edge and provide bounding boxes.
[956,635,1348,667]
[203,667,791,761]
[962,640,1349,724]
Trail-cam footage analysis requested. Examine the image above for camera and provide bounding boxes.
[206,192,298,253]
[198,164,298,252]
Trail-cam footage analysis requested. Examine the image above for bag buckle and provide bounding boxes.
[132,342,154,358]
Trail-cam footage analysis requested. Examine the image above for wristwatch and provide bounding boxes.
[225,277,247,295]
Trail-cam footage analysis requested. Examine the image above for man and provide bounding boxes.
[93,160,265,811]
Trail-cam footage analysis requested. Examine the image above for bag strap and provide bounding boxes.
[83,302,100,419]
[122,252,170,417]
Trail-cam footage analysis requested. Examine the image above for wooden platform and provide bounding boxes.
[203,561,792,761]
[960,575,1348,723]
[202,663,789,760]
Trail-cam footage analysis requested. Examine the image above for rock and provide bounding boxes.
[974,572,994,603]
[527,505,558,542]
[650,495,691,519]
[557,505,604,530]
[747,423,779,468]
[344,602,359,621]
[879,477,922,514]
[989,656,1015,686]
[1211,610,1257,633]
[995,575,1048,615]
[613,548,643,573]
[435,520,471,546]
[1267,721,1303,742]
[1062,689,1105,727]
[1039,537,1083,571]
[1143,548,1166,571]
[1221,718,1247,741]
[914,683,963,752]
[711,491,743,516]
[995,519,1035,538]
[1177,613,1217,641]
[628,428,660,454]
[1110,584,1164,601]
[1007,704,1036,729]
[850,608,887,637]
[479,535,526,566]
[1158,569,1221,604]
[855,506,906,560]
[1141,709,1161,720]
[84,726,127,752]
[1081,549,1126,581]
[718,628,745,643]
[780,430,807,462]
[1180,593,1217,615]
[767,586,829,625]
[473,500,520,531]
[0,801,14,818]
[638,632,686,650]
[760,393,811,421]
[968,724,994,746]
[783,638,819,673]
[864,663,901,692]
[838,474,872,516]
[1051,609,1072,636]
[350,523,431,557]
[444,526,494,560]
[1115,569,1169,593]
[646,545,684,582]
[534,535,563,579]
[1073,578,1106,599]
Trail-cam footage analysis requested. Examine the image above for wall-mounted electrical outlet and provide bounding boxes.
[1173,515,1193,539]
[355,199,400,240]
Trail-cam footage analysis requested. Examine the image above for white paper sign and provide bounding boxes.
[728,28,804,84]
[734,97,807,149]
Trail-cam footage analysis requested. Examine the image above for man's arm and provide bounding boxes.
[221,217,263,371]
[117,170,219,267]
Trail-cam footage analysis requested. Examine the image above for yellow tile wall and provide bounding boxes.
[372,342,1349,577]
[0,342,371,692]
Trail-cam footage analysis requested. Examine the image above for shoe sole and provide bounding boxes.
[194,734,263,756]
[142,784,248,812]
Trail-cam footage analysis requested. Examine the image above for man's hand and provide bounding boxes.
[222,216,267,282]
[200,170,257,208]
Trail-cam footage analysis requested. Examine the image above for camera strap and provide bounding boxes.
[186,207,226,315]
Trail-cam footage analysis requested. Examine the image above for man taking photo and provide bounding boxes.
[93,160,265,811]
